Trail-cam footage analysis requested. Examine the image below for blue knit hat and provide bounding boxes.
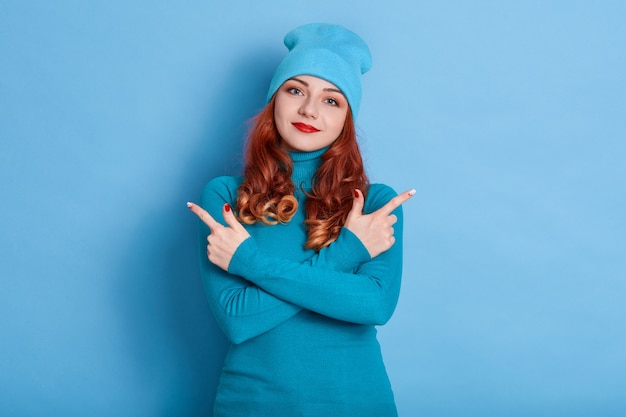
[266,23,372,118]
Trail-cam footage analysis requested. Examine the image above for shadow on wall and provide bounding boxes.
[114,49,282,415]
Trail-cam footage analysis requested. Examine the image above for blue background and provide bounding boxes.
[1,1,624,416]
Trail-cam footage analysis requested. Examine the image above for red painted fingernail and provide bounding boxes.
[224,204,231,212]
[354,190,359,198]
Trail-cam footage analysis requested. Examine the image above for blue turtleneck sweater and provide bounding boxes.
[198,148,403,416]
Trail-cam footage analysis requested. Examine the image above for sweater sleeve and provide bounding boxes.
[228,184,404,326]
[198,177,301,344]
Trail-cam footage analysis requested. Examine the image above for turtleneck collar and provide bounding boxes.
[290,146,328,191]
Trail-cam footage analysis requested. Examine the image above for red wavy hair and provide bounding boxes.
[236,95,369,251]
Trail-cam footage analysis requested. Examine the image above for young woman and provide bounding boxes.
[188,23,414,417]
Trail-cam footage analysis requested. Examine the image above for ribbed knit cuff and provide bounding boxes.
[322,227,371,271]
[228,237,260,279]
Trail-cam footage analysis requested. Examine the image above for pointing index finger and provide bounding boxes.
[379,189,416,215]
[187,202,219,231]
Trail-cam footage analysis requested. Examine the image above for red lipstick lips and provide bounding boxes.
[292,122,320,133]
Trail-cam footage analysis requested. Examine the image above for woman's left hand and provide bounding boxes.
[187,202,251,271]
[345,188,415,258]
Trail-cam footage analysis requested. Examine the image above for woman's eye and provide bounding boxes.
[287,87,302,95]
[325,98,338,106]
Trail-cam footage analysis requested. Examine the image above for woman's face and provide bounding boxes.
[274,75,349,152]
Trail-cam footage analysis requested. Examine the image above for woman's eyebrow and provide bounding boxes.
[324,87,344,95]
[289,77,309,87]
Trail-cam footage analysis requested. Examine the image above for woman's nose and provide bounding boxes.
[298,98,318,118]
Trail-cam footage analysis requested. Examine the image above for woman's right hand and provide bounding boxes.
[187,201,251,271]
[344,189,415,258]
